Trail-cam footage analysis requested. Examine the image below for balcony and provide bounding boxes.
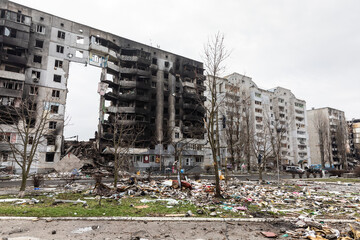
[101,80,119,89]
[108,49,117,59]
[183,114,203,122]
[119,80,136,88]
[89,43,108,54]
[183,69,196,78]
[119,55,151,65]
[183,103,197,110]
[120,67,150,76]
[196,84,206,91]
[183,81,195,89]
[1,53,27,66]
[0,70,25,81]
[0,19,31,32]
[182,126,206,134]
[106,106,135,114]
[0,35,29,49]
[135,107,150,115]
[104,92,137,101]
[0,88,22,98]
[107,62,120,72]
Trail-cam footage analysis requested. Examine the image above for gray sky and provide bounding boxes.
[13,0,360,140]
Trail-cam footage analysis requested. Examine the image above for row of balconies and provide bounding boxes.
[104,92,150,102]
[106,106,150,115]
[0,51,27,66]
[0,35,29,49]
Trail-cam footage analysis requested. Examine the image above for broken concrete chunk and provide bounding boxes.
[260,231,277,238]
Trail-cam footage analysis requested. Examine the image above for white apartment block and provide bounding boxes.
[204,73,310,170]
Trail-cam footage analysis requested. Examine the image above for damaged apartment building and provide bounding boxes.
[0,1,206,173]
[207,73,310,170]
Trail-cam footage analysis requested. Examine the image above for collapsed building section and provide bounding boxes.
[0,1,206,173]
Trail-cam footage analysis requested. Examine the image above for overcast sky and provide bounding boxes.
[13,0,360,140]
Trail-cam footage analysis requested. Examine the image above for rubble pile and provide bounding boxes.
[63,141,98,160]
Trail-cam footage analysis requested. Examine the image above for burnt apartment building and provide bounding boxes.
[0,1,206,173]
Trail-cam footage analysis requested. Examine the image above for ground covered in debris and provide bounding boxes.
[1,177,360,239]
[1,177,360,219]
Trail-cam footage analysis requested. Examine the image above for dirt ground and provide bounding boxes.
[0,219,310,240]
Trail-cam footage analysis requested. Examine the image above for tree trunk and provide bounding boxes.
[213,153,221,197]
[258,165,263,181]
[19,170,27,192]
[113,155,118,188]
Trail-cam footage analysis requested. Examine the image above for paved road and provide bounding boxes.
[0,218,295,240]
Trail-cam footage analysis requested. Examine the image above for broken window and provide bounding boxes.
[29,86,38,95]
[164,72,169,79]
[5,65,21,73]
[49,121,57,129]
[151,81,156,88]
[52,90,60,98]
[26,118,36,128]
[1,153,8,162]
[151,69,157,76]
[175,132,179,138]
[152,58,157,65]
[32,70,41,79]
[0,133,11,142]
[53,74,61,83]
[76,36,84,44]
[75,50,83,58]
[28,136,34,145]
[57,30,65,39]
[3,27,16,38]
[33,55,42,63]
[56,45,64,53]
[195,157,203,163]
[45,153,55,162]
[47,136,55,145]
[36,25,45,34]
[54,60,63,68]
[50,105,59,114]
[35,39,44,48]
[164,61,169,68]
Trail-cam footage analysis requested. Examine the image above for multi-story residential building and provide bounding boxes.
[0,1,206,173]
[347,119,360,161]
[307,107,347,168]
[204,72,310,170]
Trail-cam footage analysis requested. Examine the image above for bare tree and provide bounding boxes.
[267,115,288,183]
[103,113,145,187]
[252,116,273,181]
[335,118,348,170]
[313,111,329,168]
[202,32,230,197]
[242,97,253,172]
[0,95,51,196]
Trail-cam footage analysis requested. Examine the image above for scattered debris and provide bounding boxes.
[71,226,99,234]
[260,231,277,238]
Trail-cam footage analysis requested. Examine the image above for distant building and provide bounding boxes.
[204,73,310,170]
[307,107,348,168]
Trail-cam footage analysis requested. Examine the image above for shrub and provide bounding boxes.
[354,166,360,177]
[32,174,44,188]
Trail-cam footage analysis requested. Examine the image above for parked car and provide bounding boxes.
[285,166,305,174]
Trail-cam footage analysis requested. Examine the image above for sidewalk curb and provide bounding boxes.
[0,216,358,223]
